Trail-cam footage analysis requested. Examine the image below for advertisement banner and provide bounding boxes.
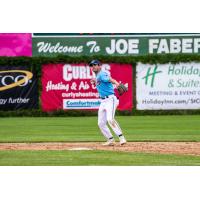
[32,33,200,56]
[0,66,38,110]
[0,33,32,56]
[136,62,200,110]
[41,63,133,111]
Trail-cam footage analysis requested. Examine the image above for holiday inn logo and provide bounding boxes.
[142,65,162,87]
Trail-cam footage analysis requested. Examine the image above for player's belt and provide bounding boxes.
[100,94,117,99]
[100,96,109,99]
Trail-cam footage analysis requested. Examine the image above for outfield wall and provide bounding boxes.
[1,54,200,116]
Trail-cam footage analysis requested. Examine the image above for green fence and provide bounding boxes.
[1,54,200,117]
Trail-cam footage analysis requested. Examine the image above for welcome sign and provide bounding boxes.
[136,62,200,110]
[32,33,200,56]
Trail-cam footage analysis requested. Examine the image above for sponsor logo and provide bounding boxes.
[63,64,94,81]
[63,99,101,109]
[0,70,33,91]
[62,64,110,81]
[142,65,162,87]
[168,65,200,76]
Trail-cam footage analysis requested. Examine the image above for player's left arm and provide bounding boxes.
[101,71,120,88]
[109,77,120,88]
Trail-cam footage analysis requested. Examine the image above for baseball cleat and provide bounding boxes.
[102,139,115,146]
[119,136,127,145]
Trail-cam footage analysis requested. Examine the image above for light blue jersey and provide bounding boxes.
[96,70,114,98]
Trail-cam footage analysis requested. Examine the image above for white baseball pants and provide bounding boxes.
[98,95,123,140]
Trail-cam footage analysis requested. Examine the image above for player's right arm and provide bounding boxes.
[90,78,97,85]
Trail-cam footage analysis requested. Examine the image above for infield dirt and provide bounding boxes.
[0,142,200,156]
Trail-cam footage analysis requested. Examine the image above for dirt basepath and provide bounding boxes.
[0,142,200,156]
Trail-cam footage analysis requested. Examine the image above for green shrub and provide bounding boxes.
[1,54,200,117]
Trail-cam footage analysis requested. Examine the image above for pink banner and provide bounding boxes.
[0,33,32,56]
[41,63,133,111]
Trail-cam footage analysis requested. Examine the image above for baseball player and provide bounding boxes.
[89,60,127,146]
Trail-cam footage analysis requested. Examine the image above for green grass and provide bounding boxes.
[1,115,200,166]
[0,115,200,142]
[0,150,200,166]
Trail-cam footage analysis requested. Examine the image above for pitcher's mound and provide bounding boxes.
[69,147,93,151]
